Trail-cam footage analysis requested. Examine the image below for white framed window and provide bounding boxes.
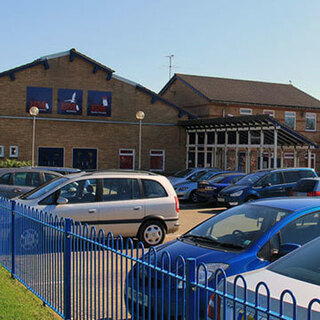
[304,153,316,169]
[263,109,275,117]
[306,113,316,132]
[9,146,18,158]
[0,146,4,157]
[285,111,296,130]
[150,149,165,171]
[119,149,135,170]
[240,108,252,115]
[283,152,294,168]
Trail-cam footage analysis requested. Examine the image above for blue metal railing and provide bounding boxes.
[0,197,319,320]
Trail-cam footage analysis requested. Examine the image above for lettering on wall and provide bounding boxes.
[26,87,53,113]
[87,91,112,116]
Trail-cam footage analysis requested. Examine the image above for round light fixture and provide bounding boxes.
[29,106,39,116]
[136,111,145,120]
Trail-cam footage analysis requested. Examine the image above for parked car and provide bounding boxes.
[15,170,180,246]
[197,172,245,203]
[22,166,81,175]
[0,167,62,198]
[126,197,320,318]
[174,170,235,203]
[209,236,320,319]
[168,168,220,186]
[217,167,317,207]
[291,177,320,197]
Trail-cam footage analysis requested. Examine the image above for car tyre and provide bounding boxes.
[138,220,166,247]
[190,191,199,203]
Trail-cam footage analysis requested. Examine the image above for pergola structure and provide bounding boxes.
[179,115,318,173]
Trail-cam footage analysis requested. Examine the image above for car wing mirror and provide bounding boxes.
[56,196,68,205]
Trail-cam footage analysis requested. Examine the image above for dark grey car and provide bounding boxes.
[0,168,62,198]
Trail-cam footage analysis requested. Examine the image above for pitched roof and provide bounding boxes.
[160,73,320,109]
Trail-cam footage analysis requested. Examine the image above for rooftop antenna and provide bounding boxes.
[166,54,174,80]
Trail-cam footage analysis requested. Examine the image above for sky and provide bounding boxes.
[1,0,320,99]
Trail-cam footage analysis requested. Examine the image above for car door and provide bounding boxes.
[0,172,13,198]
[282,170,302,195]
[255,172,285,198]
[38,178,101,225]
[7,172,42,198]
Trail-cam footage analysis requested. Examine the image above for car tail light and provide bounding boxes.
[307,191,320,196]
[174,196,180,213]
[289,190,294,196]
[208,294,221,320]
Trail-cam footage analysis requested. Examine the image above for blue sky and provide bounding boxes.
[1,0,320,99]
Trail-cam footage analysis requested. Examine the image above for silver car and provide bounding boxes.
[0,167,62,198]
[16,170,180,246]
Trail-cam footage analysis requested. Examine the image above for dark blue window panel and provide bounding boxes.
[73,148,97,170]
[38,147,64,167]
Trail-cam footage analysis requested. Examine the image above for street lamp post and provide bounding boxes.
[136,111,145,170]
[29,106,39,167]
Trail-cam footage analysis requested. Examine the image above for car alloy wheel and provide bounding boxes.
[139,220,166,247]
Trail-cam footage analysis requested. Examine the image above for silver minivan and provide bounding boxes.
[17,170,180,246]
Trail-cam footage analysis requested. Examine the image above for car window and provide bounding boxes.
[268,237,320,286]
[102,178,140,201]
[27,173,41,187]
[0,173,11,185]
[13,172,28,186]
[44,173,59,182]
[230,176,244,184]
[188,170,207,181]
[280,211,320,245]
[299,170,316,178]
[256,172,283,187]
[142,179,167,198]
[236,171,266,186]
[173,169,193,178]
[294,179,317,192]
[283,171,301,183]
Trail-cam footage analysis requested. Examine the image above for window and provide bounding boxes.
[285,112,296,130]
[263,110,275,117]
[102,178,140,201]
[283,153,294,168]
[283,171,300,183]
[73,148,97,170]
[150,150,165,171]
[119,149,135,170]
[240,108,252,115]
[256,172,283,187]
[306,113,316,132]
[13,172,41,187]
[44,173,60,182]
[9,146,18,158]
[0,146,4,157]
[0,173,11,185]
[142,179,167,198]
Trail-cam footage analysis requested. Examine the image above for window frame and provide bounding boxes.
[306,113,316,132]
[119,149,135,170]
[9,146,18,158]
[285,111,296,130]
[263,110,275,117]
[150,149,165,172]
[240,108,252,115]
[0,146,4,158]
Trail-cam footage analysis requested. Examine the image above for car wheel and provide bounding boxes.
[190,191,199,203]
[138,220,166,247]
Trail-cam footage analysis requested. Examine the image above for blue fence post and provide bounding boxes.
[11,200,15,278]
[64,218,72,320]
[186,258,196,320]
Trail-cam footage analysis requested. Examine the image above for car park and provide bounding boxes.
[174,170,235,203]
[127,197,320,318]
[167,168,220,186]
[208,236,320,319]
[0,167,62,198]
[291,177,320,197]
[196,172,245,203]
[16,170,180,246]
[217,167,317,207]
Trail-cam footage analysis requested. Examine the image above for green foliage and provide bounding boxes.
[0,159,31,168]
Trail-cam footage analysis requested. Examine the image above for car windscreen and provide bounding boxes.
[294,179,318,192]
[173,168,194,178]
[268,237,320,286]
[20,177,68,200]
[235,171,267,186]
[209,174,230,183]
[180,204,291,250]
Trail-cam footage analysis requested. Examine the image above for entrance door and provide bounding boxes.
[73,148,97,170]
[38,147,64,167]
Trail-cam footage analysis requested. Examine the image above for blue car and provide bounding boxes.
[126,198,320,318]
[217,167,317,207]
[196,172,245,203]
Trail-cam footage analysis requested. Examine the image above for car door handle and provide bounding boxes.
[88,209,96,214]
[133,206,142,211]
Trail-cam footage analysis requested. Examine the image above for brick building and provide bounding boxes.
[0,49,194,172]
[160,74,320,172]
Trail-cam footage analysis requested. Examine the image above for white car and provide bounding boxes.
[16,170,180,247]
[168,168,218,186]
[208,236,320,319]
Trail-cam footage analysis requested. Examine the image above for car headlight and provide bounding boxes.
[178,263,229,288]
[205,186,216,190]
[177,187,188,191]
[230,190,243,197]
